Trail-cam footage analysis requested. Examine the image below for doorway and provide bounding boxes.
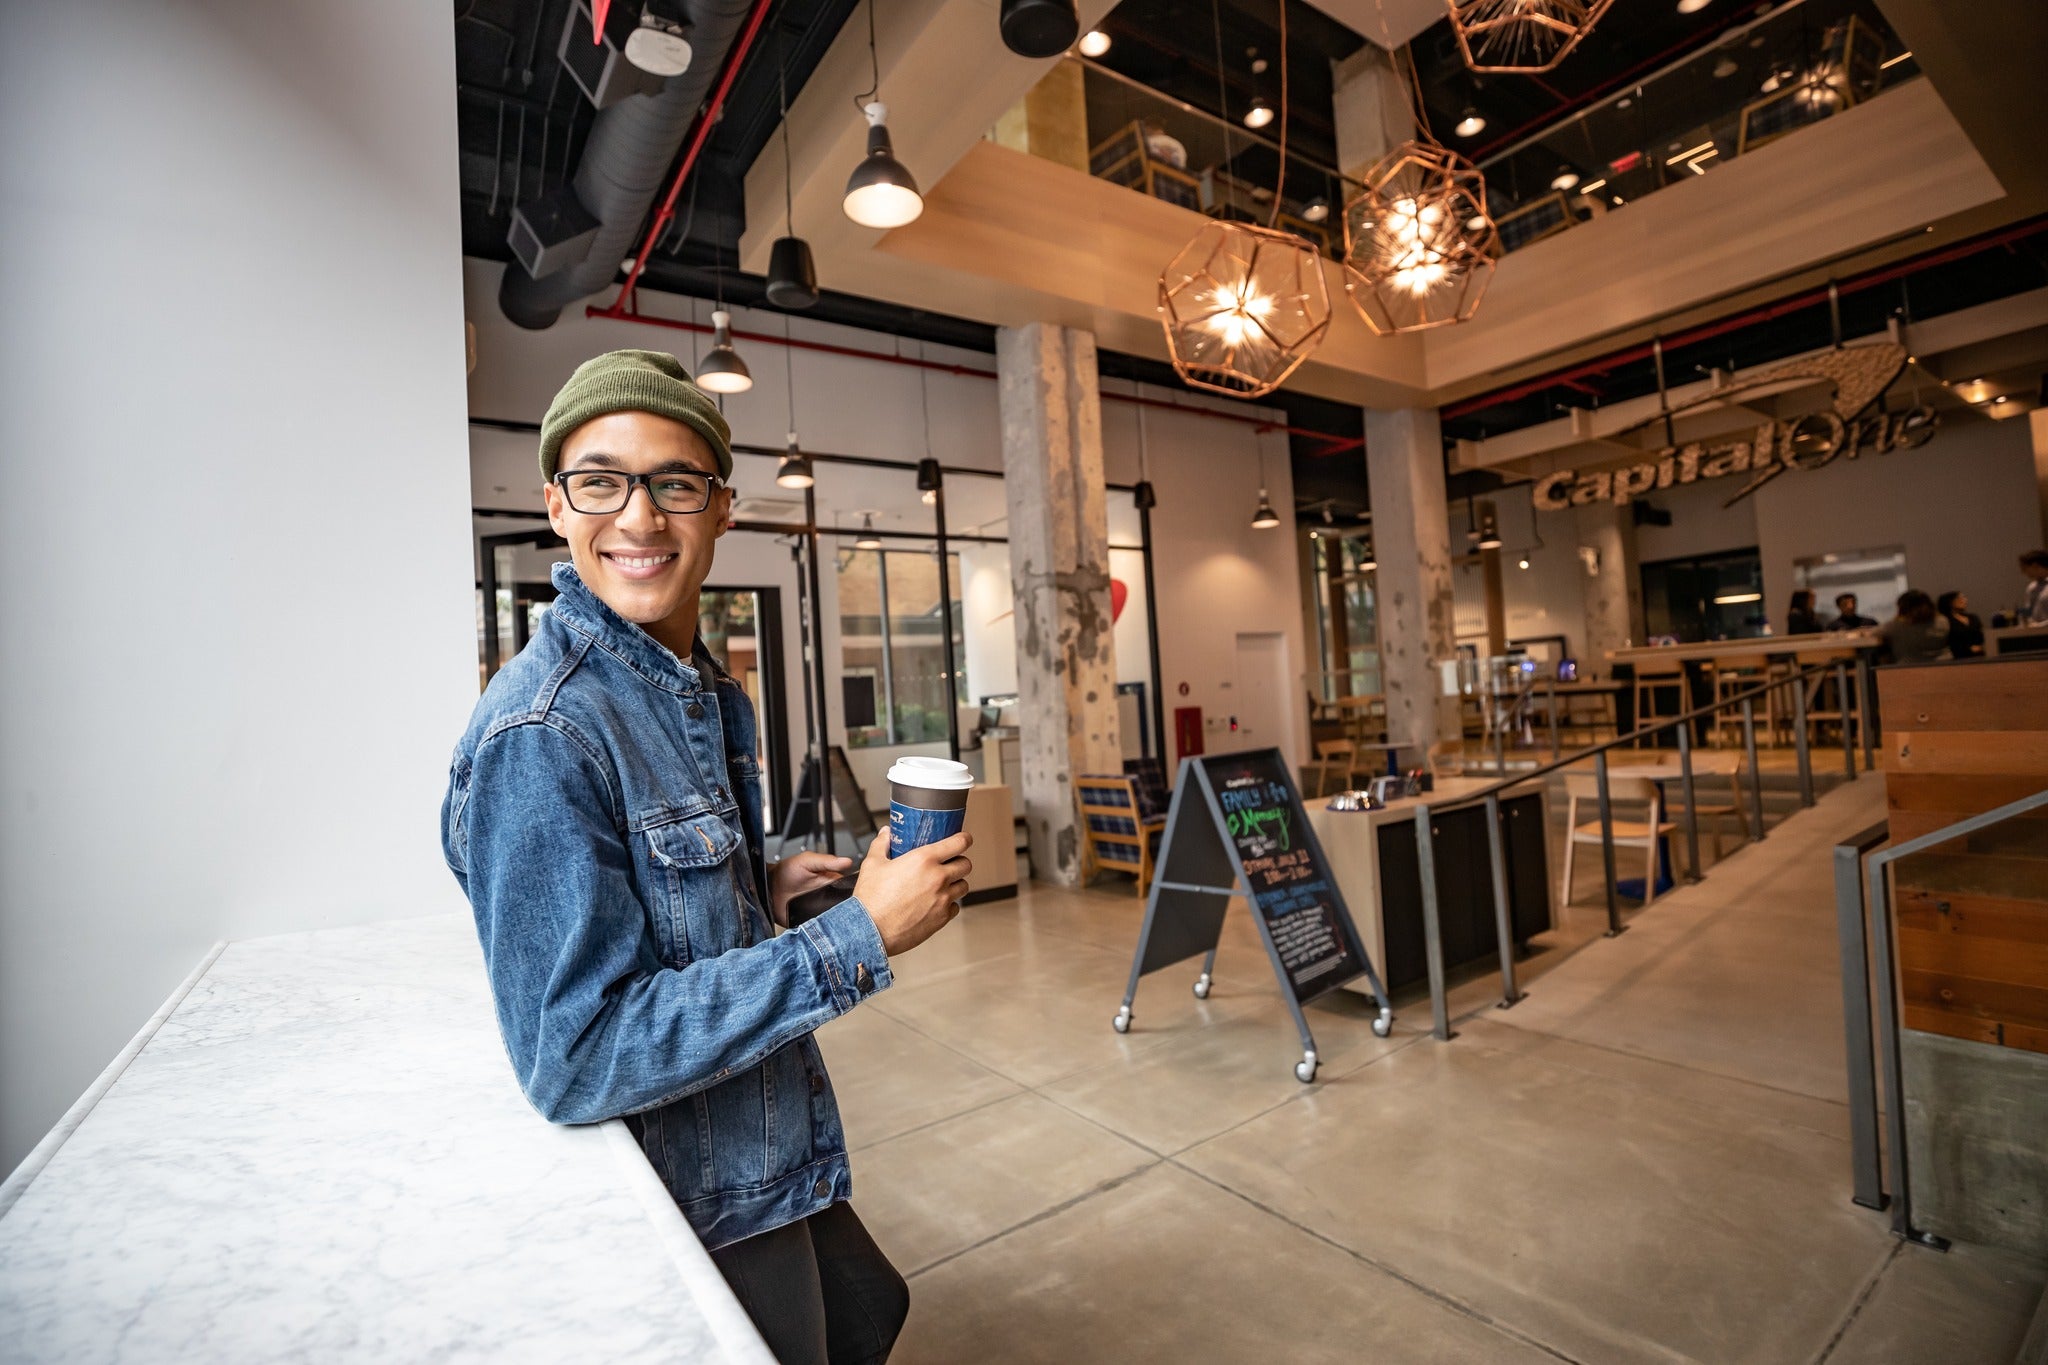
[1640,548,1766,642]
[1232,632,1299,761]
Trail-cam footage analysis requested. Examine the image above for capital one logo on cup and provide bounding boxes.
[886,757,974,857]
[1531,343,1938,513]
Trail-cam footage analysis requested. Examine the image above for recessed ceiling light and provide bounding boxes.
[1077,29,1110,57]
[1454,107,1486,137]
[1550,166,1580,191]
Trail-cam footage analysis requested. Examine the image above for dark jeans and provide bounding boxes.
[709,1202,909,1365]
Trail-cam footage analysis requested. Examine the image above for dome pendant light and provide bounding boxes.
[696,309,752,393]
[854,514,883,550]
[776,432,814,489]
[843,102,923,228]
[765,27,819,308]
[1243,95,1274,129]
[623,0,694,76]
[1000,0,1079,59]
[842,1,921,229]
[1250,489,1281,529]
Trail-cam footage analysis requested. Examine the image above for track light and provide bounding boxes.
[775,432,814,489]
[1243,95,1274,130]
[765,236,818,309]
[695,310,752,393]
[843,102,923,228]
[1000,0,1079,58]
[854,514,882,550]
[1250,489,1280,529]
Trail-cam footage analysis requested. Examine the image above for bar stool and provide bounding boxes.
[1709,654,1772,748]
[1630,659,1686,746]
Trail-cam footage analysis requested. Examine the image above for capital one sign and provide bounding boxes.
[1532,343,1938,512]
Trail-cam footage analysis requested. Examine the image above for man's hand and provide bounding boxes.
[768,850,855,929]
[852,829,973,957]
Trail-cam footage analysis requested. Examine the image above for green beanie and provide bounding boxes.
[537,349,734,482]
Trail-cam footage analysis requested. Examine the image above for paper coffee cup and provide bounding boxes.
[886,757,973,858]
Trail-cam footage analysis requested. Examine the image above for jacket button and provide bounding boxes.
[812,1177,831,1200]
[686,702,705,719]
[810,1072,825,1096]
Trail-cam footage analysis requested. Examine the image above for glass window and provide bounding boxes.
[838,547,966,748]
[1312,532,1380,702]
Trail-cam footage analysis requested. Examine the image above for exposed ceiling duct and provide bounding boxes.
[499,0,755,331]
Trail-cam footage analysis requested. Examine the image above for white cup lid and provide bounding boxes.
[887,756,974,790]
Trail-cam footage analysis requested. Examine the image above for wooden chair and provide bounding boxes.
[1301,739,1363,797]
[1708,653,1772,748]
[1628,754,1753,868]
[1560,773,1677,908]
[1077,774,1166,897]
[1630,659,1688,746]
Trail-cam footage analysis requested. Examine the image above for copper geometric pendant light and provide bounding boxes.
[1447,0,1615,74]
[1160,220,1332,396]
[1159,0,1329,399]
[1341,139,1497,335]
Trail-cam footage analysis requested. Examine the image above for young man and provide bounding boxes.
[1826,593,1877,631]
[443,350,970,1364]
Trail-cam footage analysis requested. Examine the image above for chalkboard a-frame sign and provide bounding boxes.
[1114,750,1394,1083]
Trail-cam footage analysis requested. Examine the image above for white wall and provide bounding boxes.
[463,262,1306,780]
[1451,488,1590,656]
[0,2,476,1168]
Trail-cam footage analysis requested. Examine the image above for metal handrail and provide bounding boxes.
[1854,785,2048,1248]
[1405,650,1879,1040]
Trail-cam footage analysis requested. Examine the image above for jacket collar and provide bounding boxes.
[547,561,708,695]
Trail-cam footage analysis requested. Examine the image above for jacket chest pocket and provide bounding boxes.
[645,810,747,965]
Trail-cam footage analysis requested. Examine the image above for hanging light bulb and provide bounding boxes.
[1454,107,1487,137]
[844,102,923,228]
[1250,489,1281,529]
[1243,95,1274,129]
[854,514,882,550]
[696,309,752,393]
[775,432,814,489]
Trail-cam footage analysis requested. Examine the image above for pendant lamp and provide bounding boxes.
[1341,141,1497,335]
[1447,0,1615,74]
[776,434,814,488]
[999,0,1079,59]
[844,102,922,228]
[1250,490,1281,529]
[1159,0,1328,399]
[854,514,882,550]
[696,309,752,392]
[765,28,819,308]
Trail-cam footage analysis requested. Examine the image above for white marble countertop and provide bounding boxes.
[0,914,773,1364]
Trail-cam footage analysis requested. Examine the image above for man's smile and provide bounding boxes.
[602,549,679,580]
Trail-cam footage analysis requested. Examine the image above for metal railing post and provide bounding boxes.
[1491,701,1506,776]
[1835,661,1856,779]
[1857,652,1878,774]
[1742,698,1766,840]
[1483,791,1521,1007]
[1792,669,1815,808]
[1413,808,1454,1040]
[1594,749,1624,937]
[1547,679,1561,761]
[1675,722,1702,880]
[1834,824,1890,1212]
[1862,855,1927,1245]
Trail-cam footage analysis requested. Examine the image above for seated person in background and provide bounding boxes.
[1878,589,1950,664]
[1826,592,1878,631]
[1786,589,1823,635]
[1938,591,1985,658]
[2023,549,2048,625]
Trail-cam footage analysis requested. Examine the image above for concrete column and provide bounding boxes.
[1365,407,1459,755]
[996,323,1120,887]
[1330,44,1418,180]
[1573,503,1644,673]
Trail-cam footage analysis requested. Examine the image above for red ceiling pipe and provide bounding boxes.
[596,0,777,318]
[1442,216,2048,419]
[587,301,1365,453]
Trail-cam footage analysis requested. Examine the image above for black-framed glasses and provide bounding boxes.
[553,468,724,515]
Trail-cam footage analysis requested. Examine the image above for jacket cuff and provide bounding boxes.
[797,895,893,1011]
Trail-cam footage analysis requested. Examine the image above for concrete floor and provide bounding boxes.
[816,772,2047,1364]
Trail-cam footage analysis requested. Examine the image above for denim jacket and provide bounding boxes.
[442,562,892,1250]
